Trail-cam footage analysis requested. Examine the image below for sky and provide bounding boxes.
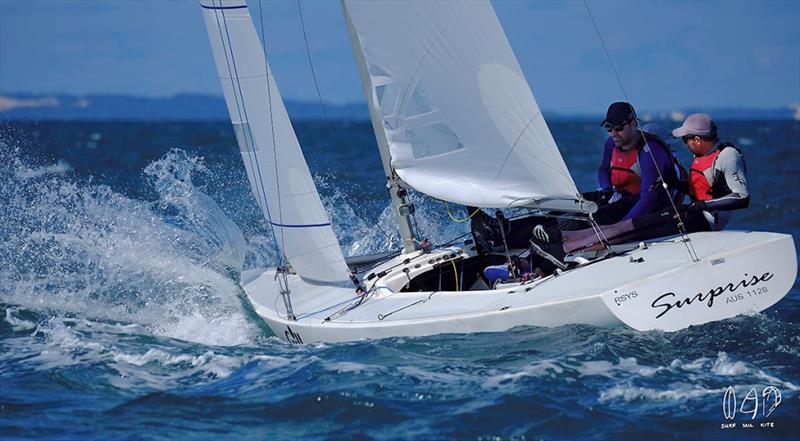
[0,0,798,114]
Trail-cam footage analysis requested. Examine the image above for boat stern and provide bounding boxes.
[602,231,797,331]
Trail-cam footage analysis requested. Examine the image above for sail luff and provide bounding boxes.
[341,1,419,253]
[200,0,351,285]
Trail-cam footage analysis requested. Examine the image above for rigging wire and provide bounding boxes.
[211,0,283,267]
[211,0,295,318]
[583,0,699,262]
[296,0,335,142]
[296,0,398,249]
[256,0,290,271]
[254,0,295,317]
[437,231,472,247]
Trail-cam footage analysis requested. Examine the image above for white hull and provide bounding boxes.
[241,231,797,343]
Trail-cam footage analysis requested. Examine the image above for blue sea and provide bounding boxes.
[1,119,798,440]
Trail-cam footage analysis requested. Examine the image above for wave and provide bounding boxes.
[0,144,257,346]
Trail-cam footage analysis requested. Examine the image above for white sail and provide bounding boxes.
[342,0,588,212]
[200,0,349,284]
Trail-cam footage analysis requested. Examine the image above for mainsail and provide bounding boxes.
[200,0,349,284]
[342,0,590,212]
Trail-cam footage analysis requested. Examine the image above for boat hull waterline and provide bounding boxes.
[241,231,797,343]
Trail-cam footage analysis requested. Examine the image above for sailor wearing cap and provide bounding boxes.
[524,113,750,266]
[672,113,750,230]
[594,101,681,225]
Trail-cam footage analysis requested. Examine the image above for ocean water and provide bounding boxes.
[1,119,798,440]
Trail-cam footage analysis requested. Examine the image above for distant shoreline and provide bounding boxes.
[1,93,798,122]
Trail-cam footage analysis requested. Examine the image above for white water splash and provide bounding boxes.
[0,146,257,346]
[3,307,37,331]
[14,159,73,179]
[316,173,473,258]
[600,383,723,402]
[599,351,800,402]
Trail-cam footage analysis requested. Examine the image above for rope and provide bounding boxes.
[495,211,514,273]
[409,203,424,246]
[587,212,611,250]
[450,259,459,291]
[321,286,396,322]
[583,0,699,262]
[436,231,471,247]
[444,202,481,223]
[296,0,335,140]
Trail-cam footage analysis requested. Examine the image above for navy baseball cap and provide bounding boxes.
[601,102,637,126]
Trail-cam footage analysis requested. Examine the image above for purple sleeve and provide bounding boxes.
[597,138,614,190]
[623,142,672,220]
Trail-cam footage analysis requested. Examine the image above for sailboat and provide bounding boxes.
[199,0,797,344]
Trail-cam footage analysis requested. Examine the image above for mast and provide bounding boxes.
[341,1,418,254]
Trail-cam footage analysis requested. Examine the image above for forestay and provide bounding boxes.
[343,0,589,212]
[201,0,349,284]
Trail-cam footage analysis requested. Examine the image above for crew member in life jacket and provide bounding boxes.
[592,102,680,225]
[527,113,751,265]
[545,114,750,256]
[516,102,684,236]
[468,102,685,256]
[672,113,749,230]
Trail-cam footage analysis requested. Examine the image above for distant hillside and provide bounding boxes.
[638,107,800,123]
[0,93,369,121]
[0,93,797,121]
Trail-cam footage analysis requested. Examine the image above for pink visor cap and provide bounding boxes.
[672,113,715,137]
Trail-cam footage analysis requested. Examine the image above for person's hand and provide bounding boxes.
[533,224,550,243]
[608,191,622,204]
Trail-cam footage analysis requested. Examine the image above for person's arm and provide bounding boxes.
[693,148,750,211]
[673,160,690,195]
[623,142,671,220]
[597,138,614,190]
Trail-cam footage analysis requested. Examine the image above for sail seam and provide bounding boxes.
[492,110,540,181]
[269,221,332,228]
[392,0,466,130]
[457,2,580,200]
[200,4,246,10]
[216,73,267,81]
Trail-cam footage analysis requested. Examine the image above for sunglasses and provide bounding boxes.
[603,119,631,133]
[682,135,699,144]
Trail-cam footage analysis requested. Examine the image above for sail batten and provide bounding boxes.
[201,0,350,285]
[343,0,586,211]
